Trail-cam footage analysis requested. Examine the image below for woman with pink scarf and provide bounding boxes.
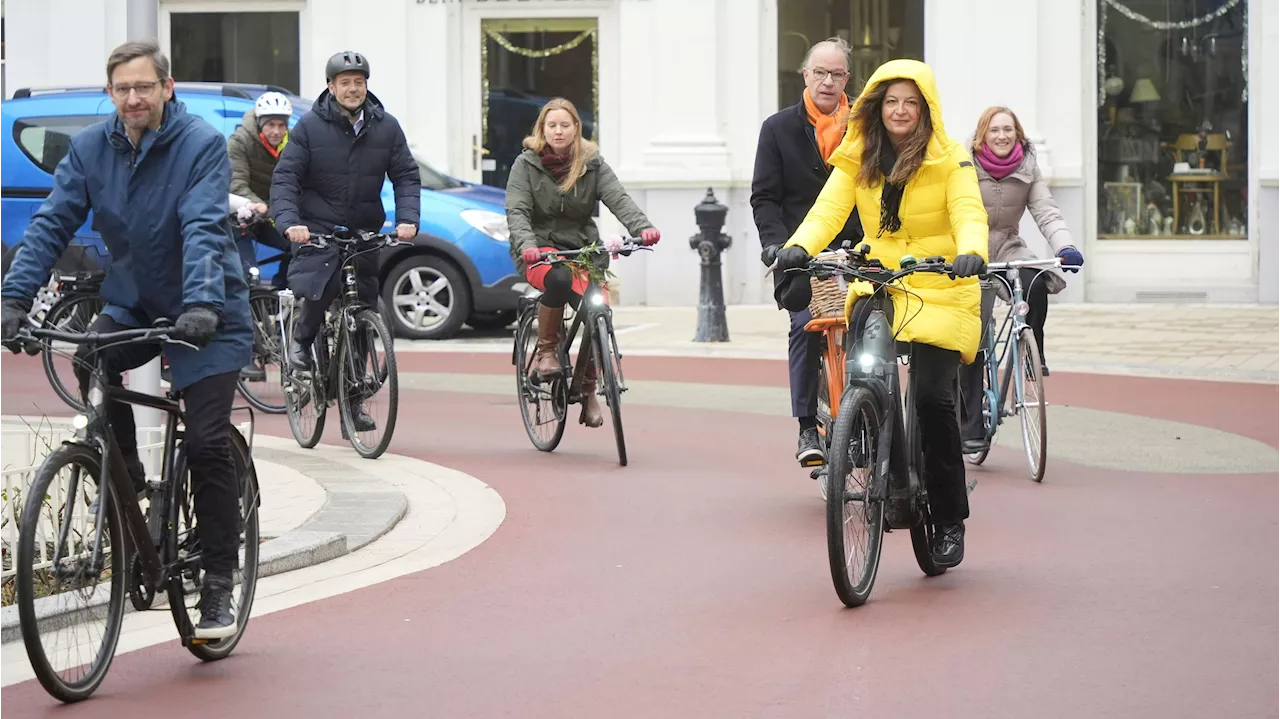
[959,106,1083,455]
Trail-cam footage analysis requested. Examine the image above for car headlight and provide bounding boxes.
[460,210,510,242]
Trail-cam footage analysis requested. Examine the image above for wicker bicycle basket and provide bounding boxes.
[808,275,848,320]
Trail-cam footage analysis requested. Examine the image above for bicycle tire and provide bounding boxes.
[825,385,886,607]
[17,443,125,703]
[285,330,327,449]
[167,428,260,660]
[514,306,567,452]
[594,314,626,467]
[964,358,997,467]
[40,293,103,413]
[1015,329,1048,482]
[904,378,947,577]
[337,308,398,459]
[236,289,286,415]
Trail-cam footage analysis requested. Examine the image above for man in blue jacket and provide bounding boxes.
[0,42,252,640]
[271,50,419,431]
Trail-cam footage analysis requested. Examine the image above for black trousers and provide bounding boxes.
[74,314,242,574]
[959,268,1049,442]
[292,253,378,345]
[538,264,580,308]
[787,308,823,419]
[848,298,969,524]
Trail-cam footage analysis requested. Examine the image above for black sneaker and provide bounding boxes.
[796,427,825,466]
[962,438,990,455]
[240,362,266,382]
[288,341,312,370]
[1040,363,1051,377]
[89,456,148,515]
[349,402,376,432]
[930,522,965,568]
[195,572,237,640]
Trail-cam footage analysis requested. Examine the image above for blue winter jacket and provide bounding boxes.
[1,99,253,391]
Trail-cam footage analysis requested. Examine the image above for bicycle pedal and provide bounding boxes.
[799,457,826,468]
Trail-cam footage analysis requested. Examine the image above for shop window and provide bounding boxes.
[481,18,597,189]
[170,12,300,94]
[1097,0,1248,239]
[776,0,924,110]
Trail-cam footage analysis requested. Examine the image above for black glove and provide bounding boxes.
[774,245,812,272]
[174,305,220,347]
[1,298,32,353]
[760,244,780,267]
[951,253,986,278]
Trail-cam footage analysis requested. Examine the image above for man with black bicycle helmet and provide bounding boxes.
[0,42,252,638]
[271,50,420,431]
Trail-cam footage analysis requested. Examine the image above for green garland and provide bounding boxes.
[562,243,616,288]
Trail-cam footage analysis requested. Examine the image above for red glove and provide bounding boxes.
[640,228,661,246]
[521,247,543,265]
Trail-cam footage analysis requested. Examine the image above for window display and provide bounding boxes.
[1097,0,1248,239]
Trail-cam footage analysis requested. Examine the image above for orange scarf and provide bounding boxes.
[803,88,850,164]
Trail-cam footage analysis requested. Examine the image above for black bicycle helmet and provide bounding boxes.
[325,51,370,82]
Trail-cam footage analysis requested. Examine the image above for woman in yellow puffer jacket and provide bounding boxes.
[772,59,988,569]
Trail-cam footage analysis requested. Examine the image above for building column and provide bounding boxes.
[635,0,732,184]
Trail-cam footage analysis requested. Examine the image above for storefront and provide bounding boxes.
[5,0,1276,305]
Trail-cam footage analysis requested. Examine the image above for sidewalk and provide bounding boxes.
[397,302,1279,383]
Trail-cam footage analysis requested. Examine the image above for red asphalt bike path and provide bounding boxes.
[1,353,1276,717]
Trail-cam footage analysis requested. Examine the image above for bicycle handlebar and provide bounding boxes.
[9,321,198,354]
[789,252,954,286]
[529,238,654,268]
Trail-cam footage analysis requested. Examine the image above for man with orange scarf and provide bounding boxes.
[751,37,864,467]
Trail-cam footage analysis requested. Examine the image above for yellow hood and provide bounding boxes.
[830,59,956,174]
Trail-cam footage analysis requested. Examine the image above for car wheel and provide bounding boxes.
[467,310,517,331]
[382,254,472,340]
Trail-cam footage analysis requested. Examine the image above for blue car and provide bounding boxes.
[1,82,521,339]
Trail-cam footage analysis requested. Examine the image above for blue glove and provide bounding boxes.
[1057,247,1083,273]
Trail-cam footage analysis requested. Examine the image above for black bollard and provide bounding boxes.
[690,187,731,342]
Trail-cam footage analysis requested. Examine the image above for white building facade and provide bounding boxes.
[6,0,1276,306]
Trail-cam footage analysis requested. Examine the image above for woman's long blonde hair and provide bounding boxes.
[971,106,1027,154]
[522,97,597,193]
[852,79,933,188]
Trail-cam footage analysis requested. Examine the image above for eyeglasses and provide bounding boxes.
[110,80,163,100]
[809,68,849,83]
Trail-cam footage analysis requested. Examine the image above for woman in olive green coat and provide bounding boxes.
[506,97,661,427]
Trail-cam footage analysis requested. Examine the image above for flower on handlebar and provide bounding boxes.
[235,206,255,222]
[603,235,626,254]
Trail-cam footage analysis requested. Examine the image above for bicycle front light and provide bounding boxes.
[460,210,510,242]
[858,353,875,372]
[71,414,89,430]
[1013,301,1030,317]
[589,292,606,306]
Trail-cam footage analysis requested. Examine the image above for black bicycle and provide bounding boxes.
[36,271,106,412]
[512,240,650,466]
[10,321,260,703]
[280,228,403,459]
[788,246,959,607]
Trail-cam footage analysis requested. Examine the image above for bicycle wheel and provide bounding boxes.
[964,355,997,467]
[825,386,885,607]
[903,381,947,577]
[167,428,260,660]
[284,329,327,449]
[514,305,567,452]
[236,289,286,414]
[337,308,398,459]
[1015,328,1048,482]
[594,314,626,466]
[16,443,125,703]
[40,294,103,413]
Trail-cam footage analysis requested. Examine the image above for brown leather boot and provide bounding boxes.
[579,354,604,427]
[533,304,563,376]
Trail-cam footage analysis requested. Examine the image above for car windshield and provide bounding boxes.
[417,158,464,191]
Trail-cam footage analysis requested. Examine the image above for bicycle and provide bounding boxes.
[512,239,652,466]
[962,257,1066,482]
[9,321,260,703]
[801,250,853,499]
[36,270,106,412]
[279,228,404,459]
[787,246,962,608]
